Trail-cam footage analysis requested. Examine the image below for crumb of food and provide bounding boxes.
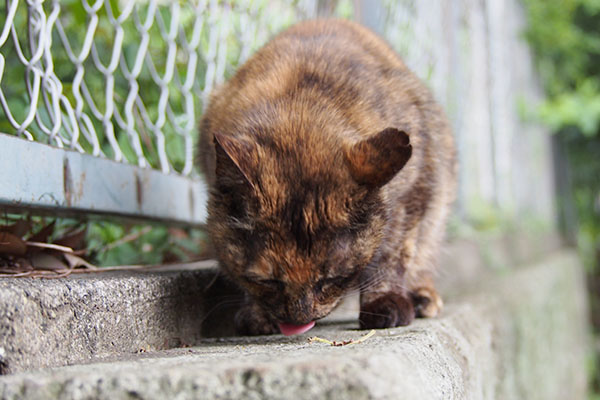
[307,329,376,346]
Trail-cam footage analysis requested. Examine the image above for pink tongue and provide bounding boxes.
[278,321,315,336]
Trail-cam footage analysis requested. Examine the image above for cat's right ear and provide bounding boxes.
[213,133,258,189]
[344,127,412,188]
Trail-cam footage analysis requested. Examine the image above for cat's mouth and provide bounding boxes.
[278,321,315,336]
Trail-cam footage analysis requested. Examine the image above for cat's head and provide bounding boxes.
[207,127,412,327]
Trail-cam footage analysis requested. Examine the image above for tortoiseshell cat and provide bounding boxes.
[198,19,457,336]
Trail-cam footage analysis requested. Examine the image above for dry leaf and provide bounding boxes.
[27,221,56,250]
[25,241,74,254]
[30,253,69,271]
[54,228,87,251]
[0,232,27,256]
[63,253,97,270]
[307,330,376,346]
[1,220,32,237]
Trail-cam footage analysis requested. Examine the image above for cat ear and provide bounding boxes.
[214,133,258,189]
[344,127,412,187]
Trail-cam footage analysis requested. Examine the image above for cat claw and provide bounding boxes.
[359,293,415,329]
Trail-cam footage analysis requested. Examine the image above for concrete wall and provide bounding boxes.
[356,0,555,223]
[0,250,589,399]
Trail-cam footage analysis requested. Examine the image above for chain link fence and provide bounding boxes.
[0,0,331,175]
[0,0,556,228]
[0,0,345,224]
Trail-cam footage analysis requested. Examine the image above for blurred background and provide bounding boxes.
[0,0,598,396]
[521,1,600,397]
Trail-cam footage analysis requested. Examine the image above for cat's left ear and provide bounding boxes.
[344,127,412,188]
[213,133,258,190]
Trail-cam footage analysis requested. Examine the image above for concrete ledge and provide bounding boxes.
[0,233,565,375]
[0,261,243,374]
[0,250,588,400]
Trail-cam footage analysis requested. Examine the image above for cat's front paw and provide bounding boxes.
[359,293,414,329]
[411,287,443,318]
[234,304,279,336]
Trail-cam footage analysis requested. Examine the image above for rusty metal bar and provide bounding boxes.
[0,133,207,225]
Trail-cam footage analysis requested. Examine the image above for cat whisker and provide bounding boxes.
[357,310,394,318]
[197,298,245,325]
[354,272,387,291]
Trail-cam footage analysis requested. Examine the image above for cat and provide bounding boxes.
[198,19,457,336]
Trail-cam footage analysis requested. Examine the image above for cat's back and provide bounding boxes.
[214,19,409,103]
[199,19,454,194]
[202,20,423,175]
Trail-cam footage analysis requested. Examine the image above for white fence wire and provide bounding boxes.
[0,0,321,176]
[0,0,556,226]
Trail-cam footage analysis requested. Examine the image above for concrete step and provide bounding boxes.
[0,233,564,375]
[0,251,588,400]
[0,261,241,374]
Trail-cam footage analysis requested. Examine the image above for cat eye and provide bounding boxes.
[258,279,284,290]
[316,274,354,292]
[242,276,284,291]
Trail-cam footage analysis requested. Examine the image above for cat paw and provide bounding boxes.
[359,293,414,329]
[234,305,279,336]
[411,287,443,318]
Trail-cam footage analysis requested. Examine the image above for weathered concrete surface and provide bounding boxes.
[0,250,588,400]
[0,233,564,375]
[0,261,244,374]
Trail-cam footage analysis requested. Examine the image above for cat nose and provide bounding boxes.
[282,292,315,324]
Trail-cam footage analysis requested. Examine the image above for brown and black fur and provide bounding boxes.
[198,19,457,335]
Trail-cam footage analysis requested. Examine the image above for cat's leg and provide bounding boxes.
[405,201,449,319]
[234,295,279,336]
[408,271,443,318]
[358,227,417,329]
